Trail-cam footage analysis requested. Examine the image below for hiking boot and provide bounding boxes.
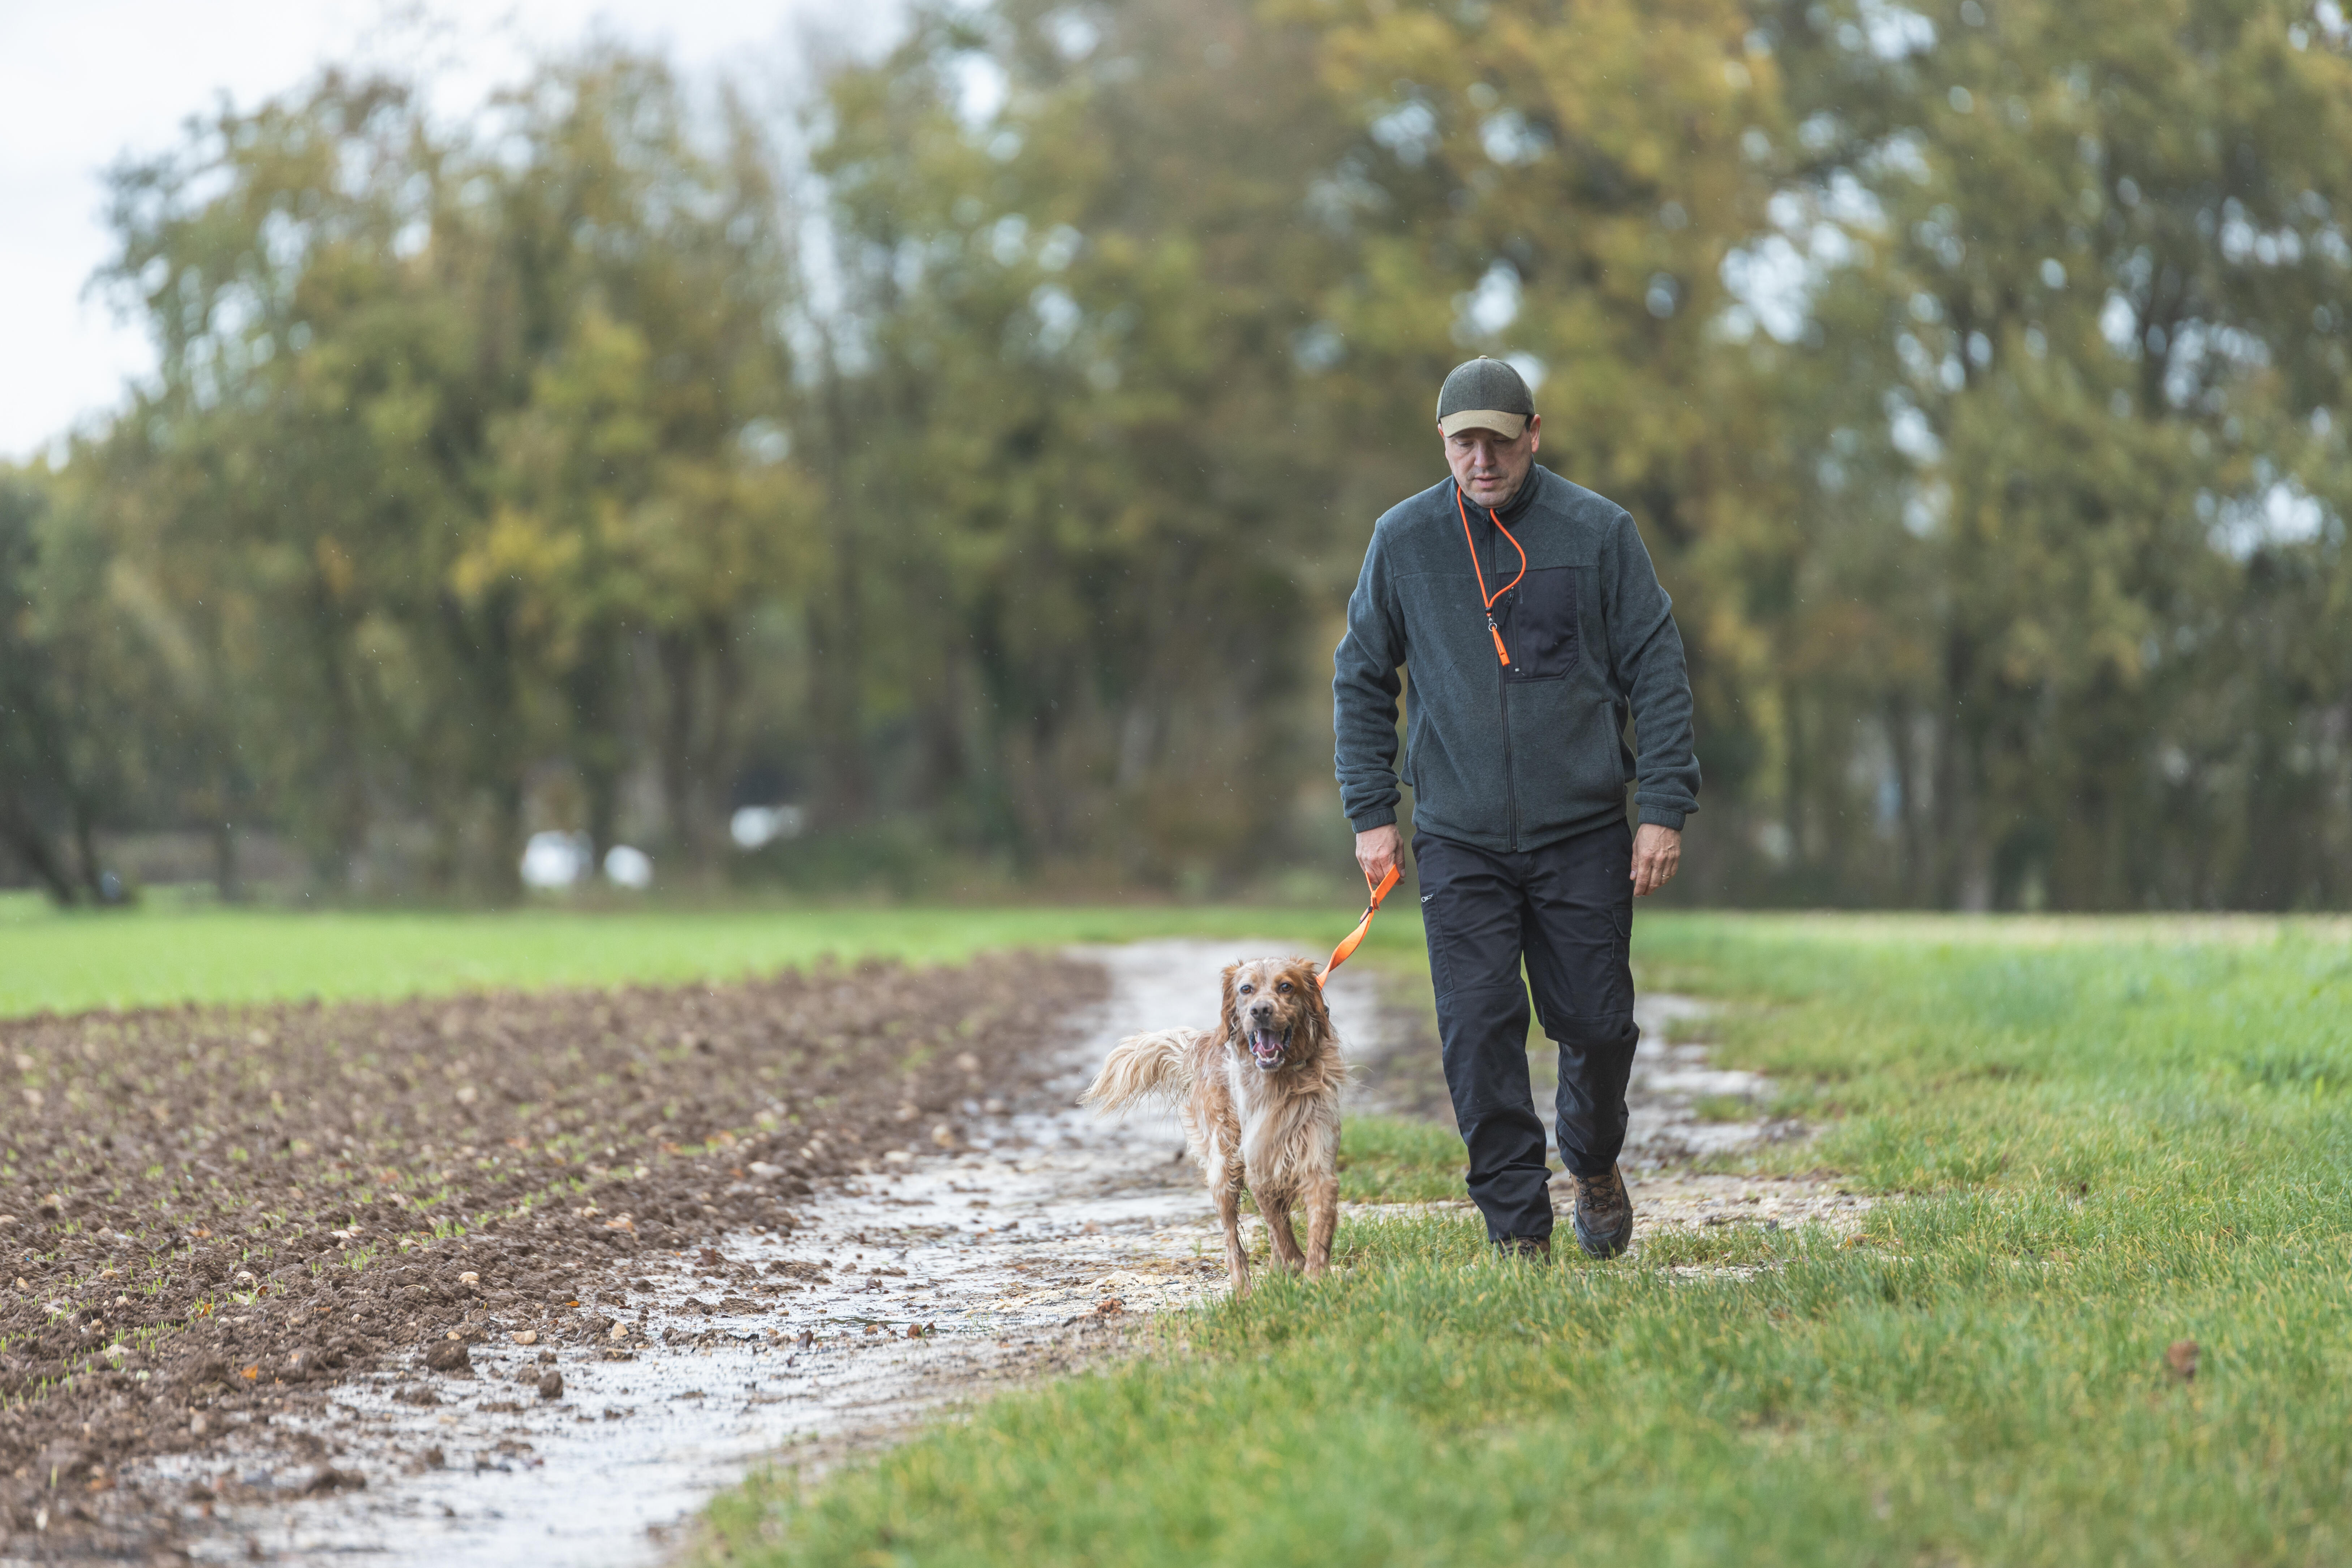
[1493,1234,1551,1263]
[1570,1164,1634,1259]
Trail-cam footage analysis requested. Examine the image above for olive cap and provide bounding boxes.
[1435,356,1534,439]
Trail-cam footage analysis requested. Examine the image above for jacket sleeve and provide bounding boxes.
[1601,508,1700,829]
[1332,524,1406,833]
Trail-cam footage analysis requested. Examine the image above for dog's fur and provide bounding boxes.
[1082,957,1345,1294]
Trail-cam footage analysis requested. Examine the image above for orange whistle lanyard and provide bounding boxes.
[1455,486,1527,666]
[1319,865,1402,989]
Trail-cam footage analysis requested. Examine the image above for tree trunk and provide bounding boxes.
[213,819,242,904]
[0,796,79,905]
[70,794,107,901]
[657,633,694,866]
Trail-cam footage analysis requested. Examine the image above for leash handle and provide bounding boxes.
[1318,864,1402,989]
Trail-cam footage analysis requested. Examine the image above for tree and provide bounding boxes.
[1754,0,2352,906]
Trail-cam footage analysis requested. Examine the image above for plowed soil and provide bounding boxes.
[0,952,1107,1562]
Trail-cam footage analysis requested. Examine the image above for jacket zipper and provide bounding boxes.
[1499,673,1518,850]
[1491,517,1519,849]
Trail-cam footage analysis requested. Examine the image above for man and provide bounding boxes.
[1333,356,1698,1260]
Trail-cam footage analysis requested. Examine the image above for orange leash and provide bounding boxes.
[1455,486,1527,666]
[1319,864,1402,989]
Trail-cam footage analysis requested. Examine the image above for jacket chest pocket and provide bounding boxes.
[1498,566,1583,682]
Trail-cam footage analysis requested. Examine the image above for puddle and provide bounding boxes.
[1615,996,1870,1250]
[142,940,1390,1565]
[1620,993,1791,1165]
[1351,987,1865,1248]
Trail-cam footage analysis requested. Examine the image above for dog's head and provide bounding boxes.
[1220,957,1331,1072]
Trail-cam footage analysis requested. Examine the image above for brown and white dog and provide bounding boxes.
[1082,956,1345,1294]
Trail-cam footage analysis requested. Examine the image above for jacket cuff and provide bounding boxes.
[1637,805,1687,830]
[1348,806,1398,834]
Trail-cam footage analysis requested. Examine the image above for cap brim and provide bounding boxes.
[1438,409,1529,439]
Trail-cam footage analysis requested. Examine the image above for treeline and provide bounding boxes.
[3,0,2348,908]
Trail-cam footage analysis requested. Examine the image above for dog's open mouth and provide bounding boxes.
[1247,1027,1289,1070]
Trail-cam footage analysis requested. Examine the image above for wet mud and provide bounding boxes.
[0,952,1106,1561]
[1350,989,1868,1245]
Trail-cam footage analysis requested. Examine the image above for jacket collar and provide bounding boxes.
[1452,464,1548,523]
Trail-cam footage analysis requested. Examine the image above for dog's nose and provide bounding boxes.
[1247,1000,1274,1019]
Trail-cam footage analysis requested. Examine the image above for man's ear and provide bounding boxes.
[1525,412,1541,454]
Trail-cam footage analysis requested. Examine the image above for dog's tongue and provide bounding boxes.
[1249,1028,1282,1064]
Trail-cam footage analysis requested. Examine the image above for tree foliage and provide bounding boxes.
[3,0,2346,906]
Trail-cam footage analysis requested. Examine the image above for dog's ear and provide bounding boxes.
[1219,962,1243,1041]
[1295,961,1333,1036]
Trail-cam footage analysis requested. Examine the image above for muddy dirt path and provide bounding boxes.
[129,940,1395,1565]
[1350,986,1873,1247]
[0,953,1106,1562]
[6,937,1852,1565]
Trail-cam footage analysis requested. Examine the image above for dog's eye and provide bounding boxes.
[1237,984,1253,995]
[1277,982,1293,993]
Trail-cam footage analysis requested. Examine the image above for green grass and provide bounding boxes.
[698,915,2352,1567]
[1336,1114,1468,1203]
[0,897,1425,1018]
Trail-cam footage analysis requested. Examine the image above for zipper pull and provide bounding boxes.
[1487,614,1511,666]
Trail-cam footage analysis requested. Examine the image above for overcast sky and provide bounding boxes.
[0,0,895,463]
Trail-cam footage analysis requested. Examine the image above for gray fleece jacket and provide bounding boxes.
[1333,465,1699,852]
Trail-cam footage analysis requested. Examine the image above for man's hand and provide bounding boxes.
[1355,824,1403,892]
[1631,823,1681,897]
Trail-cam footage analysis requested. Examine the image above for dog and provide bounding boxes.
[1082,956,1346,1294]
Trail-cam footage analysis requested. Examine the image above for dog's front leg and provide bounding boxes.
[1262,1192,1306,1273]
[1214,1170,1252,1296]
[1303,1172,1339,1277]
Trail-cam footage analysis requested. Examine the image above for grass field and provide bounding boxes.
[0,895,1421,1018]
[13,898,2351,1560]
[694,915,2352,1567]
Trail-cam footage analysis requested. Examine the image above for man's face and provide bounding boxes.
[1441,414,1541,511]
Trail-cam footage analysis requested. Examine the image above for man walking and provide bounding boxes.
[1333,357,1698,1260]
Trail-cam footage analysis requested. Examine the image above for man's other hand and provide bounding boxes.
[1355,824,1403,892]
[1631,824,1682,897]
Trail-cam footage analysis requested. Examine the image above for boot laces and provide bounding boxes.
[1575,1169,1624,1211]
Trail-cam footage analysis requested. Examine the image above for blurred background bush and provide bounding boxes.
[2,0,2347,910]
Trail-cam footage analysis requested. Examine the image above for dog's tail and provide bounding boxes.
[1081,1029,1197,1115]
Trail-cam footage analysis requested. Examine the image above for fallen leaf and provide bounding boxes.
[2165,1340,2199,1382]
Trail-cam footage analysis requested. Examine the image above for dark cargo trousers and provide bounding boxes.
[1414,820,1640,1242]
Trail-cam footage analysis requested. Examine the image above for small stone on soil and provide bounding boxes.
[302,1466,366,1496]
